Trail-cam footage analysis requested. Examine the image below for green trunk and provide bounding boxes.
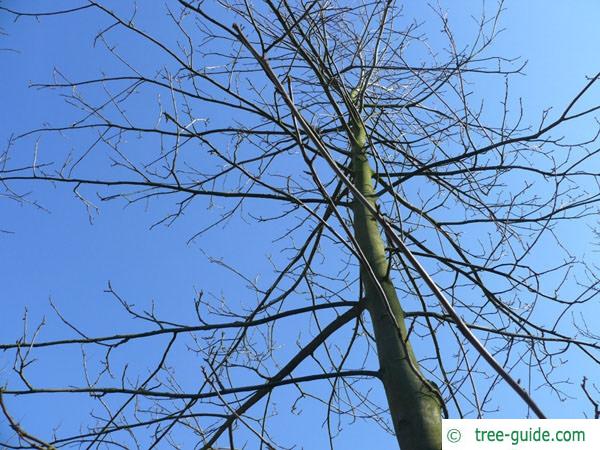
[350,118,442,450]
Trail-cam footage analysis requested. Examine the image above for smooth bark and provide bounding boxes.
[350,116,442,450]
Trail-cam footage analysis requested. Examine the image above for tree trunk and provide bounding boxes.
[350,117,442,450]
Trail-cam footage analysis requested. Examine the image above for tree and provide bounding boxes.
[1,1,599,449]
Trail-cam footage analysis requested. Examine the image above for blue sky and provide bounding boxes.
[1,1,600,449]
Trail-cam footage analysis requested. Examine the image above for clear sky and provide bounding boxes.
[1,1,600,449]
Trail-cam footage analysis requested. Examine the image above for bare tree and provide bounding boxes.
[1,1,600,449]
